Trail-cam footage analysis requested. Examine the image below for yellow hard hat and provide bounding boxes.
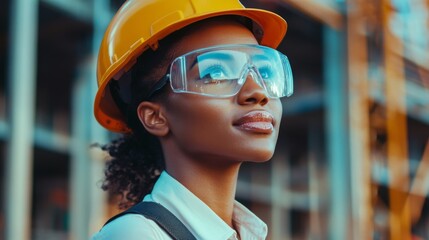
[94,0,288,133]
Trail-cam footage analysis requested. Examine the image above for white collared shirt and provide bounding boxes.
[92,171,268,240]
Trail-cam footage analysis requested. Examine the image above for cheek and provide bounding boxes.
[174,105,234,158]
[163,95,283,162]
[273,99,283,128]
[165,97,231,142]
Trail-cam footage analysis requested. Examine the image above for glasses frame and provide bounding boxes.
[144,44,293,100]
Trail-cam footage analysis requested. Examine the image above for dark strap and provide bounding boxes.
[103,201,197,240]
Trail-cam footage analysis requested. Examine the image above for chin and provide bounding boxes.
[245,150,275,163]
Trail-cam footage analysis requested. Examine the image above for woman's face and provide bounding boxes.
[161,19,283,164]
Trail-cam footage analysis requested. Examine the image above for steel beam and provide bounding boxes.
[69,0,111,238]
[382,0,411,238]
[323,25,351,240]
[346,0,373,239]
[278,0,343,29]
[40,0,92,22]
[4,0,39,239]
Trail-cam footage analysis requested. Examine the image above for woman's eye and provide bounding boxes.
[206,69,225,79]
[199,65,228,81]
[258,66,274,80]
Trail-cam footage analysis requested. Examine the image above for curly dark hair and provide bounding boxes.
[101,134,162,209]
[99,16,254,209]
[100,35,176,209]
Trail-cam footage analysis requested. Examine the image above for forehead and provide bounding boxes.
[172,19,258,58]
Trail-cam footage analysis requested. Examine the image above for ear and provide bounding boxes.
[136,101,169,137]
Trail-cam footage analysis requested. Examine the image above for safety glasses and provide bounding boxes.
[145,44,293,99]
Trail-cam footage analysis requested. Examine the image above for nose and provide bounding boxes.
[236,69,269,106]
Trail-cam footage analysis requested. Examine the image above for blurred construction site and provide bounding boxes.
[1,0,428,239]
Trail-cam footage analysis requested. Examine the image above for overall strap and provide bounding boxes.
[104,201,197,240]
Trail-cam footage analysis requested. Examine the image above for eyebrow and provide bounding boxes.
[190,51,239,69]
[251,54,270,61]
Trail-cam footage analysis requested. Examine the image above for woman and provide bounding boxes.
[92,0,293,239]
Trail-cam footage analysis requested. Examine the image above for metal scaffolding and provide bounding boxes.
[1,0,428,239]
[5,0,39,239]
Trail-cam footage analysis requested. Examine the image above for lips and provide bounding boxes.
[234,110,275,134]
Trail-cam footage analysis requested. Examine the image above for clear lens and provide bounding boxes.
[169,44,293,98]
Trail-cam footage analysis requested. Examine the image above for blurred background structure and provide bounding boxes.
[0,0,428,239]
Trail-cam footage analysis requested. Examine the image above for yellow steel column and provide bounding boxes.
[382,0,411,239]
[346,0,372,239]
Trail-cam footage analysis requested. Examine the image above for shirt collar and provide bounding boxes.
[143,171,267,240]
[232,201,268,239]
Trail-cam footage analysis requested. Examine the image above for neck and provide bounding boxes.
[165,154,241,228]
